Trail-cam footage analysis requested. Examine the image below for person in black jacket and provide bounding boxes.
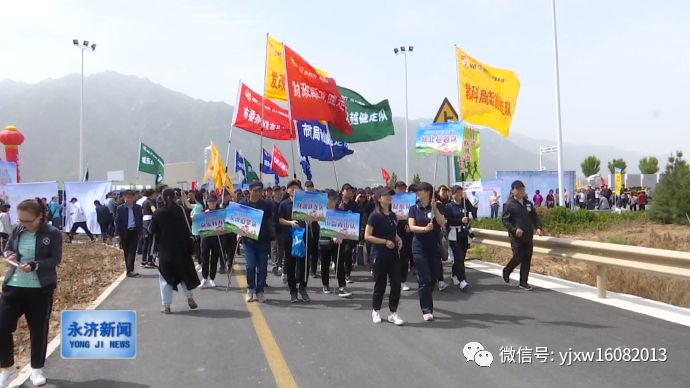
[0,198,62,387]
[94,200,114,243]
[444,185,474,291]
[501,180,543,291]
[114,190,144,278]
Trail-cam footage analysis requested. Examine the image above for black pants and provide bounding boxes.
[307,225,320,276]
[0,285,55,369]
[121,229,138,274]
[222,233,238,270]
[372,253,401,312]
[504,239,533,285]
[69,221,94,240]
[142,233,155,264]
[201,236,221,280]
[282,238,307,293]
[98,222,112,242]
[449,238,468,282]
[339,241,355,278]
[320,243,345,288]
[490,204,499,219]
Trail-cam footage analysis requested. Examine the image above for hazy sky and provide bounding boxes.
[1,0,688,155]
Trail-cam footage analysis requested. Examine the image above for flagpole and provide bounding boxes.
[136,138,141,186]
[453,45,466,190]
[259,33,270,181]
[226,80,242,176]
[329,144,339,189]
[289,124,298,180]
[551,0,566,206]
[281,41,299,180]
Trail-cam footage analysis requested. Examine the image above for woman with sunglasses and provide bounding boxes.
[0,199,63,387]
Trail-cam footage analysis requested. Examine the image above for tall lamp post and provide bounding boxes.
[394,45,413,184]
[73,39,96,180]
[550,1,566,206]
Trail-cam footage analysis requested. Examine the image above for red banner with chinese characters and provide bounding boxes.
[381,168,390,186]
[232,82,294,140]
[271,145,289,177]
[283,45,352,135]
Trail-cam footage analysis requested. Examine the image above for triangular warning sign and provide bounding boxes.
[433,98,459,123]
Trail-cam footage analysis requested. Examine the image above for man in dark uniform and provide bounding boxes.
[336,183,361,284]
[501,180,543,291]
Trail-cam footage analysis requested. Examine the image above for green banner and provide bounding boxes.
[244,159,259,183]
[453,126,481,182]
[138,142,165,183]
[329,86,394,143]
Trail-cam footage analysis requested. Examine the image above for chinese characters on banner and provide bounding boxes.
[328,86,394,143]
[415,122,465,156]
[224,202,264,240]
[292,190,328,222]
[192,209,233,237]
[453,125,481,182]
[318,210,360,241]
[270,145,289,177]
[296,120,353,161]
[283,44,352,135]
[137,142,165,183]
[265,35,287,101]
[61,310,137,359]
[456,47,520,137]
[233,82,293,140]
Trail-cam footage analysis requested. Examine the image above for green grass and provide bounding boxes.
[601,235,631,245]
[471,207,650,236]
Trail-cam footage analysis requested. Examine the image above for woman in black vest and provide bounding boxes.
[444,185,473,291]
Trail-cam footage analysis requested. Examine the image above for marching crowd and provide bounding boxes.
[0,178,543,387]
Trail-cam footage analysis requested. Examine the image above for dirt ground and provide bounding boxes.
[0,236,124,371]
[472,221,690,308]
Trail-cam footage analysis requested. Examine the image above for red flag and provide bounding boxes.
[283,45,352,135]
[233,82,294,140]
[271,145,289,177]
[381,168,390,185]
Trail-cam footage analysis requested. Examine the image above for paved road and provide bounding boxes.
[24,255,690,388]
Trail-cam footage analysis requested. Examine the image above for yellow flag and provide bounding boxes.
[264,35,329,101]
[456,47,520,137]
[265,35,287,101]
[203,144,219,182]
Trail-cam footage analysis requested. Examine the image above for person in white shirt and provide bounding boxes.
[67,198,95,243]
[489,190,501,219]
[0,204,12,246]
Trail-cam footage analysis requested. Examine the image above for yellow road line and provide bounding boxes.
[232,263,298,388]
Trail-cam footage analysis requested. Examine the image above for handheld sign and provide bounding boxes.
[391,193,417,221]
[192,209,232,237]
[292,190,327,222]
[319,210,360,241]
[224,202,264,240]
[415,122,465,156]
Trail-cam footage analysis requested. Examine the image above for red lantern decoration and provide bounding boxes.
[0,125,25,182]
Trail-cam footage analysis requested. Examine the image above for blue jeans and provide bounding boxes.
[243,241,269,293]
[159,273,192,306]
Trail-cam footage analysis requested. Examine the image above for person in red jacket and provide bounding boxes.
[637,191,648,211]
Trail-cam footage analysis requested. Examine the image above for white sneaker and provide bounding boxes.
[30,368,46,386]
[372,310,382,324]
[199,278,209,289]
[438,280,449,291]
[401,283,411,291]
[245,290,255,302]
[452,275,460,286]
[195,264,202,273]
[459,280,469,291]
[387,312,405,326]
[255,292,266,303]
[209,279,217,288]
[423,313,435,322]
[281,273,287,284]
[0,368,16,388]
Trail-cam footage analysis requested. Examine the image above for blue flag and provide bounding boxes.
[274,174,280,185]
[296,120,354,161]
[261,149,274,175]
[300,156,313,181]
[235,151,245,174]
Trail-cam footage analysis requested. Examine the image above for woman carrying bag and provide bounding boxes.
[149,188,200,314]
[0,199,62,387]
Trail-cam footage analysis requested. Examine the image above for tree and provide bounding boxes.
[638,156,660,174]
[388,172,399,189]
[580,155,601,177]
[649,151,690,224]
[607,158,627,174]
[412,173,421,185]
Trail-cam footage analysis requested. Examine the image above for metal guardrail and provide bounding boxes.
[472,228,690,298]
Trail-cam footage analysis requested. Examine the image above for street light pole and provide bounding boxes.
[394,45,413,184]
[73,39,96,180]
[550,0,566,206]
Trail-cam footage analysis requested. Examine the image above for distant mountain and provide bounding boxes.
[0,72,656,188]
